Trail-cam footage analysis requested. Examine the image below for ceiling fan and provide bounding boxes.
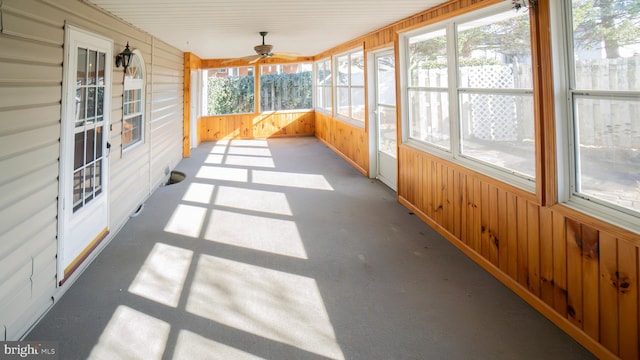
[223,32,299,64]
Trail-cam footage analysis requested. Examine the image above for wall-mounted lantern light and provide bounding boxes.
[511,0,537,11]
[115,42,133,71]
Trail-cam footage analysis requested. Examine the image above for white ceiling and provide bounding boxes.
[86,0,449,59]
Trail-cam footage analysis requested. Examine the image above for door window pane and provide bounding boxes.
[378,106,397,157]
[88,50,97,85]
[377,56,396,106]
[86,128,95,163]
[74,132,84,170]
[77,48,87,86]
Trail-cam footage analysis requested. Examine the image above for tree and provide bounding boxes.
[572,0,640,58]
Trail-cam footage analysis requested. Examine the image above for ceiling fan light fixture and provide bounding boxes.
[254,44,273,56]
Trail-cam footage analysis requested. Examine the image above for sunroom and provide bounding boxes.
[0,0,639,359]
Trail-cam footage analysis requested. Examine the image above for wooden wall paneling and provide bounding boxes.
[552,210,568,317]
[506,192,519,279]
[567,218,584,329]
[598,232,619,355]
[472,177,482,254]
[540,207,554,306]
[460,173,470,246]
[617,240,638,360]
[446,167,455,234]
[488,185,499,267]
[463,176,474,249]
[516,197,529,288]
[434,162,444,224]
[453,169,463,239]
[480,182,491,260]
[527,201,541,297]
[415,153,423,211]
[582,224,600,341]
[425,156,434,219]
[497,189,509,273]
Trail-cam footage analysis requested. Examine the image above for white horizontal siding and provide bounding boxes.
[0,0,184,340]
[150,39,183,190]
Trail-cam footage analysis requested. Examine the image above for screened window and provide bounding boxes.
[561,0,640,219]
[403,3,535,186]
[315,58,332,112]
[122,52,145,150]
[260,63,312,111]
[206,66,255,115]
[335,49,365,123]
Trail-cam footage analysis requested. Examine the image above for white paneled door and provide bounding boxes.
[58,26,112,283]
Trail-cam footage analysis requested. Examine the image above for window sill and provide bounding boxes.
[334,115,365,129]
[562,197,640,236]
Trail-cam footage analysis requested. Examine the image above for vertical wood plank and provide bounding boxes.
[453,169,462,239]
[497,189,509,273]
[540,207,554,307]
[481,182,491,260]
[435,163,445,225]
[460,174,469,245]
[507,192,518,280]
[582,224,600,341]
[552,211,568,317]
[527,201,541,297]
[488,185,499,266]
[618,240,638,360]
[472,178,482,254]
[516,197,529,288]
[566,218,583,329]
[599,233,618,355]
[446,167,455,234]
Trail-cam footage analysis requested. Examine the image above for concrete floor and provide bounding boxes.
[27,137,595,360]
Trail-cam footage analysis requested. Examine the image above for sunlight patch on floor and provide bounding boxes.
[205,154,275,168]
[204,209,307,259]
[252,170,334,191]
[172,330,262,360]
[215,186,293,216]
[164,204,207,238]
[186,255,344,360]
[128,243,193,308]
[210,145,272,157]
[227,139,269,147]
[88,306,170,360]
[196,166,248,183]
[182,183,215,204]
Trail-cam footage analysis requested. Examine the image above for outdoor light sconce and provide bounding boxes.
[511,0,537,11]
[115,42,133,71]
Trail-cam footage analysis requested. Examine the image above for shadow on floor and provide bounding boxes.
[27,137,595,360]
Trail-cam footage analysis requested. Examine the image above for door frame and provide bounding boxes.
[57,24,113,285]
[367,47,397,189]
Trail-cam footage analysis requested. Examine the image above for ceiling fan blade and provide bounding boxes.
[221,55,260,64]
[272,52,301,60]
[248,56,265,64]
